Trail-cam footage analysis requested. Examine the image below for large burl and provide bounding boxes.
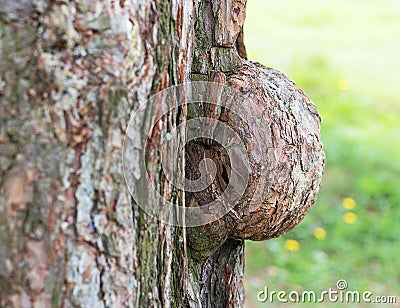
[228,61,325,240]
[186,0,325,260]
[186,62,325,259]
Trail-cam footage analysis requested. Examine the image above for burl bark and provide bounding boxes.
[186,62,325,259]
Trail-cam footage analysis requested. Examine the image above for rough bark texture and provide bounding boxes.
[0,0,324,307]
[186,61,324,258]
[0,0,193,306]
[228,62,325,240]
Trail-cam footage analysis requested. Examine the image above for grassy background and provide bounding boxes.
[243,1,400,306]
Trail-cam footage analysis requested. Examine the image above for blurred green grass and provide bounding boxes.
[243,1,400,306]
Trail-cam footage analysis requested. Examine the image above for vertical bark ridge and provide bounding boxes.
[187,0,247,306]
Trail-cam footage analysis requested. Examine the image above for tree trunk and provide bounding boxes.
[0,0,245,306]
[0,0,324,307]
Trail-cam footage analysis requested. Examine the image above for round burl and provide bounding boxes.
[186,60,325,259]
[227,61,325,240]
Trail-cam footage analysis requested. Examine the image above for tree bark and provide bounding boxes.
[0,0,324,307]
[0,0,245,306]
[0,0,191,306]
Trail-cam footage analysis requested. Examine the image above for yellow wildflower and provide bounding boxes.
[313,227,327,240]
[342,197,356,210]
[343,212,357,224]
[338,79,349,91]
[285,239,300,251]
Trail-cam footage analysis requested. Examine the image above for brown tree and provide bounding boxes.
[0,0,324,307]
